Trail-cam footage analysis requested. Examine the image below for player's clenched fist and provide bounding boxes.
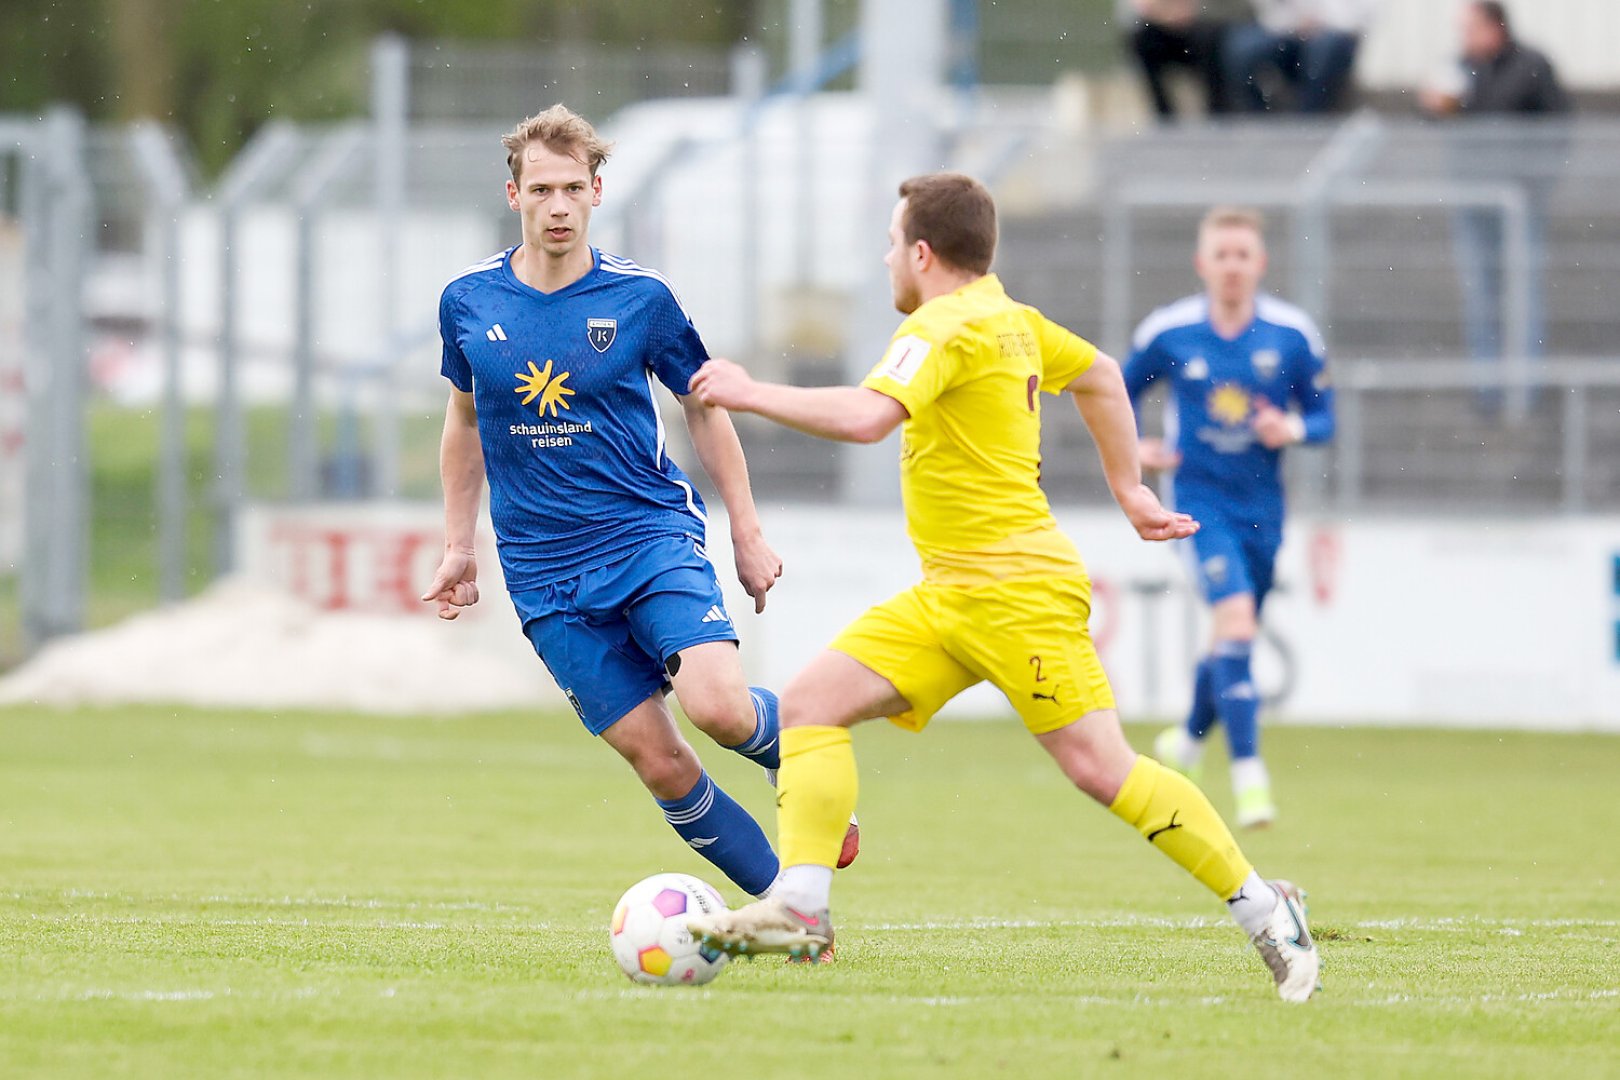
[688,359,757,412]
[421,548,480,620]
[1250,398,1303,450]
[731,528,784,614]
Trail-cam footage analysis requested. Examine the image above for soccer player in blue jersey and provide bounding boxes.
[421,105,856,898]
[1126,207,1335,828]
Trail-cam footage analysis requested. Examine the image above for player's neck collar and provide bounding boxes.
[1206,296,1256,342]
[505,244,599,298]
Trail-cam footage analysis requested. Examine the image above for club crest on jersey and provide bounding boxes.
[1251,349,1281,380]
[587,318,617,353]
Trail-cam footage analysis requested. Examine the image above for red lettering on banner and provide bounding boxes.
[323,531,352,610]
[1308,526,1342,607]
[268,521,443,613]
[376,530,432,612]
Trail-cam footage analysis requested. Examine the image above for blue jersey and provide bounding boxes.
[1124,294,1334,528]
[439,246,710,591]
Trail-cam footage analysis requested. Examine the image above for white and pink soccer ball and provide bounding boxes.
[609,873,730,986]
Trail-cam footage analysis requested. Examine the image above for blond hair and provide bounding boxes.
[1199,205,1266,238]
[501,105,613,182]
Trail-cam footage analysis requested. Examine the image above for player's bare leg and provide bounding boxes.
[688,650,902,958]
[599,694,705,800]
[1037,710,1318,1001]
[601,693,780,897]
[666,640,758,747]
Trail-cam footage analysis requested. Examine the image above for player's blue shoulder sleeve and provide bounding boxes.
[646,280,709,396]
[439,283,473,393]
[1264,298,1335,445]
[1124,295,1203,405]
[1123,316,1173,404]
[1294,345,1335,444]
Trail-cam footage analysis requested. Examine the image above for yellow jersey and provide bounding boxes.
[861,273,1098,586]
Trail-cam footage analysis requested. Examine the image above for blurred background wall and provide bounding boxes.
[1,0,1616,726]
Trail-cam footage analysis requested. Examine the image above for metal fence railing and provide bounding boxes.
[1033,358,1620,515]
[0,110,92,659]
[998,115,1620,387]
[7,96,1620,666]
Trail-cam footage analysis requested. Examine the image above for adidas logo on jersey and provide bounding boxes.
[485,323,508,342]
[700,605,727,624]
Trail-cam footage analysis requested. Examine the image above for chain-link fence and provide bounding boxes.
[993,113,1620,512]
[6,87,1620,664]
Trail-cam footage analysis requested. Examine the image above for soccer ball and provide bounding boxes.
[609,872,730,986]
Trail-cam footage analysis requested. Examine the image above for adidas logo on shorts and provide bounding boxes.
[700,605,727,624]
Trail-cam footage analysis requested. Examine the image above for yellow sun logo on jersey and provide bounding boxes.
[514,359,576,418]
[1208,383,1252,427]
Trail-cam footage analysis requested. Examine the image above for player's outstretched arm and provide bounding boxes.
[1067,353,1198,543]
[678,393,783,613]
[422,389,484,620]
[689,358,907,445]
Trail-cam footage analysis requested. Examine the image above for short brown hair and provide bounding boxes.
[897,173,997,274]
[1474,1,1511,34]
[1199,205,1266,238]
[502,104,614,183]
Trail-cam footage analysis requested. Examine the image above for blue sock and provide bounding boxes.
[656,770,779,896]
[1185,657,1218,741]
[724,686,780,771]
[1211,640,1260,760]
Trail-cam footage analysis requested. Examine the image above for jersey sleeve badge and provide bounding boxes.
[876,334,933,386]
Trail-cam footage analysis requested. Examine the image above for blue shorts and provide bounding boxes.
[1182,515,1282,612]
[510,534,738,735]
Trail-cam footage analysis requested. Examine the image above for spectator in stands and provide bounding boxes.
[1225,0,1378,114]
[1421,2,1570,404]
[1420,1,1569,117]
[1120,1,1254,120]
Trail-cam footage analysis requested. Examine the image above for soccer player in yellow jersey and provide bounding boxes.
[685,173,1319,1001]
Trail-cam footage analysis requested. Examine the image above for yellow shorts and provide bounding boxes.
[829,576,1116,735]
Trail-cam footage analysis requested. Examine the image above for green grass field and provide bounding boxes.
[1,706,1615,1078]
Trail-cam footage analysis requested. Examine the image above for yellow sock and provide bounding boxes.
[777,725,858,869]
[1109,754,1252,900]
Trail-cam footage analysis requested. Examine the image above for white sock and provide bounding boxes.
[773,864,834,913]
[1231,755,1270,794]
[1225,870,1280,937]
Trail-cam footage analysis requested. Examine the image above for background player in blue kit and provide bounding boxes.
[1125,207,1335,828]
[421,105,856,898]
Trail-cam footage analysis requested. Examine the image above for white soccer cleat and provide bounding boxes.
[688,896,833,960]
[1250,880,1319,1002]
[1234,783,1278,829]
[1153,725,1205,785]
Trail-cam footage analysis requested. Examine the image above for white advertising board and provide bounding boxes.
[237,503,1620,731]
